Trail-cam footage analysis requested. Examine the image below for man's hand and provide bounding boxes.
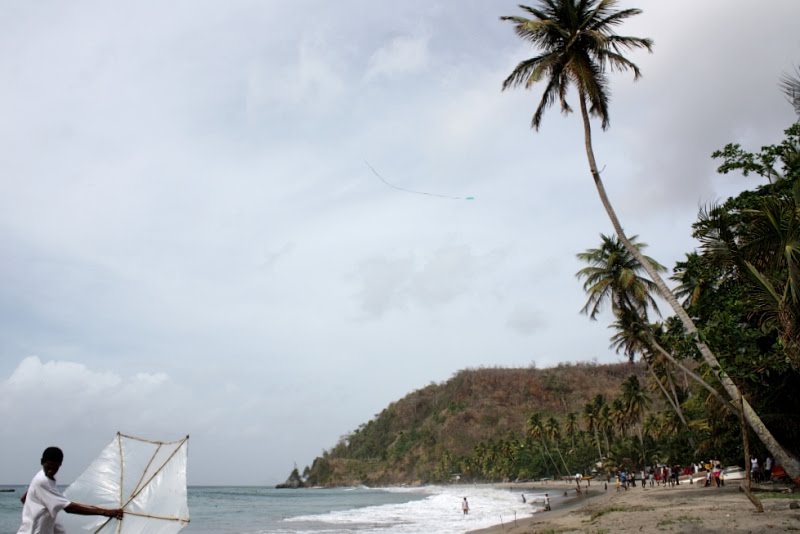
[104,508,124,520]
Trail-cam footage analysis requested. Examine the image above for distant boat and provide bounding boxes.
[0,488,15,492]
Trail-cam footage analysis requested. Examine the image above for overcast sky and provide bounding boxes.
[1,1,798,486]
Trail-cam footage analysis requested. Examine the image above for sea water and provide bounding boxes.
[0,484,563,533]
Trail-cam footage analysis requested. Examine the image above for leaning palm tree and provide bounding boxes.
[501,0,800,481]
[528,413,563,477]
[546,416,572,474]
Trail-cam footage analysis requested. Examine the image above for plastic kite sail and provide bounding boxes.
[61,432,190,533]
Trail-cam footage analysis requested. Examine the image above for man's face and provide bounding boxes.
[42,459,62,480]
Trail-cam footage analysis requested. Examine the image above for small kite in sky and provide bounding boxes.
[365,161,475,200]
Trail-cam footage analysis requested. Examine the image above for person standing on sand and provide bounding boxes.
[462,497,469,515]
[18,446,124,534]
[765,456,773,481]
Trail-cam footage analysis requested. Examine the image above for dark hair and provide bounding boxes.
[41,447,64,463]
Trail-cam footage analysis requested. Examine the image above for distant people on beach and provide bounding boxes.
[462,497,469,515]
[765,456,773,481]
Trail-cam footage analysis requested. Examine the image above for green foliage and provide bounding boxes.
[303,363,645,486]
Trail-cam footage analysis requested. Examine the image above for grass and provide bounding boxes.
[759,492,800,500]
[657,517,702,528]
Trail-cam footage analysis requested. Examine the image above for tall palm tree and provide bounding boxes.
[546,416,572,474]
[528,413,562,477]
[609,311,698,451]
[501,0,800,480]
[621,375,650,445]
[598,399,612,455]
[565,412,579,450]
[582,400,603,461]
[610,397,628,436]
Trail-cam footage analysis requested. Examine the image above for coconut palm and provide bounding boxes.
[501,0,800,480]
[610,397,628,437]
[546,416,572,474]
[528,413,562,477]
[582,399,603,461]
[565,412,579,450]
[621,374,650,452]
[577,234,664,320]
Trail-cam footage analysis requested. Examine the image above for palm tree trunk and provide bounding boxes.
[593,428,603,462]
[644,357,696,450]
[577,91,800,484]
[541,439,562,477]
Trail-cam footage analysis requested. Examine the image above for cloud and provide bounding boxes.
[352,244,500,318]
[0,357,174,424]
[246,38,346,115]
[506,306,545,336]
[365,34,430,81]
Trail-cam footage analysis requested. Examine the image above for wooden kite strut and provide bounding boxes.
[91,433,191,534]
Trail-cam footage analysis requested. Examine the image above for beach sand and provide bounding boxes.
[471,479,800,533]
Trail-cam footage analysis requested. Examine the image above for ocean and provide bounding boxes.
[0,484,561,533]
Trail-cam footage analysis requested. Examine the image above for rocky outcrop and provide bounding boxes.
[275,467,305,489]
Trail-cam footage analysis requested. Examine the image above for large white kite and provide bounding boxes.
[61,433,190,533]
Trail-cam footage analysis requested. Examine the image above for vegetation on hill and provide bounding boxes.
[303,362,648,486]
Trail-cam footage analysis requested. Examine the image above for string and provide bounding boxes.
[365,161,474,200]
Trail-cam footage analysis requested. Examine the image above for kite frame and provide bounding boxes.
[93,432,190,534]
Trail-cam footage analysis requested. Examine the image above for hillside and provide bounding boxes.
[302,361,647,486]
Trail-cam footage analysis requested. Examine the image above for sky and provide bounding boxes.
[1,0,798,486]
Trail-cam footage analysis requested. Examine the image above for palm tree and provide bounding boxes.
[501,0,800,480]
[597,399,612,455]
[577,234,664,320]
[582,400,603,462]
[610,397,628,437]
[546,416,572,474]
[565,412,579,450]
[528,413,562,477]
[621,375,650,455]
[609,311,698,451]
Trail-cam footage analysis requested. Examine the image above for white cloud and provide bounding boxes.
[245,38,347,115]
[365,34,429,81]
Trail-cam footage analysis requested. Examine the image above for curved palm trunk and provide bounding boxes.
[540,439,563,477]
[554,443,571,475]
[577,92,800,484]
[590,425,603,462]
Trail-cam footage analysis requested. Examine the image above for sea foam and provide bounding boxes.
[281,485,554,534]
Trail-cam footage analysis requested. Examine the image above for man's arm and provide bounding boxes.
[64,502,124,520]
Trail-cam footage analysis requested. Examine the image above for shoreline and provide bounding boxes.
[469,479,800,533]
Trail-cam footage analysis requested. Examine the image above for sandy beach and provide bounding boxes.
[471,479,800,533]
